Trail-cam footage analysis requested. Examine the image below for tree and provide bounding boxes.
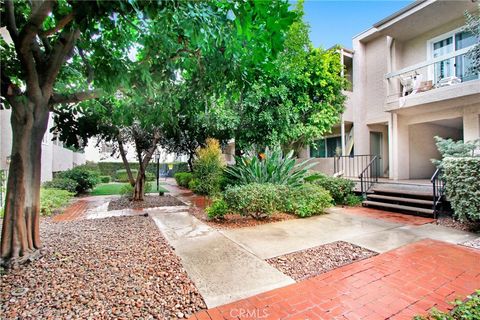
[0,0,141,267]
[234,1,347,154]
[0,0,295,267]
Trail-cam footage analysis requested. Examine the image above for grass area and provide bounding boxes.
[90,182,168,196]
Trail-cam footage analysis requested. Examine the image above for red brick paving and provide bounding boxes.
[189,239,480,320]
[52,199,90,222]
[52,196,111,222]
[342,207,435,225]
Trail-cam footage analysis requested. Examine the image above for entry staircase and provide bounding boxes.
[334,155,445,218]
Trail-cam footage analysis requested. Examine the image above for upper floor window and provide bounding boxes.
[430,29,478,84]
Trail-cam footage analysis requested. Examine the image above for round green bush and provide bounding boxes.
[312,173,355,205]
[145,172,155,181]
[42,178,78,193]
[175,172,193,188]
[56,166,100,193]
[281,184,333,217]
[206,198,229,220]
[223,183,280,219]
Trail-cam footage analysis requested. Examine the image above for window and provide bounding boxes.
[310,136,342,158]
[430,29,478,84]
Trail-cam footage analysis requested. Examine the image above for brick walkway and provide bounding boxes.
[189,239,480,320]
[341,207,435,225]
[52,196,112,222]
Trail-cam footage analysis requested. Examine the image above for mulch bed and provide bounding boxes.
[266,241,377,282]
[0,216,205,319]
[108,195,185,211]
[434,215,480,233]
[189,206,297,229]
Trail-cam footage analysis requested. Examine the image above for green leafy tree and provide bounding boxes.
[0,0,295,267]
[234,1,347,153]
[464,5,480,74]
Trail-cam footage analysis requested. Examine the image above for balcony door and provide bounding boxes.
[430,29,478,84]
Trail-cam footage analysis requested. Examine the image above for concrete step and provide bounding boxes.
[367,194,434,206]
[371,188,433,199]
[363,200,434,215]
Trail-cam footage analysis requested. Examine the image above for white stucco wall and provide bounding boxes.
[409,122,462,179]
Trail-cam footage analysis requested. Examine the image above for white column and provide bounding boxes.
[341,117,346,156]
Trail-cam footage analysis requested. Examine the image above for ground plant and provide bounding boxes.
[191,139,226,196]
[432,136,480,167]
[40,188,74,216]
[116,169,139,183]
[223,183,280,219]
[99,176,111,183]
[312,173,356,205]
[56,166,100,194]
[90,183,167,196]
[226,149,315,188]
[414,290,480,320]
[205,198,229,220]
[42,178,78,194]
[282,184,333,217]
[174,172,193,188]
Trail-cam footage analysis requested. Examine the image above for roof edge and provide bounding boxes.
[372,0,428,28]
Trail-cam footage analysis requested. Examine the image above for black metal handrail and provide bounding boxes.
[431,167,444,219]
[359,155,379,198]
[334,154,375,178]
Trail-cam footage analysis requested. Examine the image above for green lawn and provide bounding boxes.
[90,182,168,196]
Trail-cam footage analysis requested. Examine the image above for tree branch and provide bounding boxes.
[4,0,19,41]
[77,46,94,84]
[41,12,75,36]
[42,29,81,96]
[49,90,100,105]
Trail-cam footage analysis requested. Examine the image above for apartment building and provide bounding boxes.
[0,109,86,182]
[303,0,480,181]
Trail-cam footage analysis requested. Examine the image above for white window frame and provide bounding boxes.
[426,26,478,82]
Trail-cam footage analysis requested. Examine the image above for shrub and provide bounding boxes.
[281,184,333,217]
[42,178,78,193]
[345,194,363,206]
[443,157,480,221]
[175,172,193,188]
[40,188,74,216]
[225,148,316,188]
[115,169,138,182]
[312,173,355,205]
[145,172,155,181]
[413,290,480,320]
[191,138,225,195]
[206,198,229,220]
[188,178,201,193]
[120,183,134,196]
[99,175,111,183]
[224,183,279,219]
[432,136,480,167]
[56,166,100,193]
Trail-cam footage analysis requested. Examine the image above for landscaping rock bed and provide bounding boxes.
[108,194,185,211]
[435,216,480,233]
[266,241,377,281]
[189,206,297,229]
[462,238,480,249]
[0,216,205,319]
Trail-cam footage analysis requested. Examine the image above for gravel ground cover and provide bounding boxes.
[108,195,185,211]
[266,241,377,281]
[435,216,480,233]
[189,206,297,229]
[1,216,205,319]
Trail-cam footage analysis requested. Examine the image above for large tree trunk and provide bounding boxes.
[1,102,49,268]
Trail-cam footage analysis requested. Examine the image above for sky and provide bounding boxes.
[302,0,413,49]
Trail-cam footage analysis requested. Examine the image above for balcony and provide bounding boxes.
[384,48,480,112]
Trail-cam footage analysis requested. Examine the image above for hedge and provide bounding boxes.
[96,161,189,178]
[443,157,480,221]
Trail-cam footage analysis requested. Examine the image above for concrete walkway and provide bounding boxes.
[220,207,478,259]
[149,206,294,308]
[189,239,480,320]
